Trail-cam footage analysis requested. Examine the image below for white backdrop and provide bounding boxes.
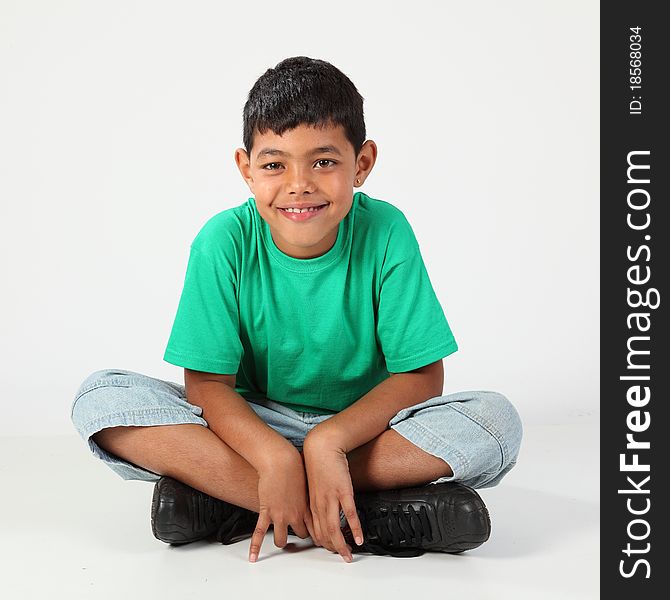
[0,1,599,435]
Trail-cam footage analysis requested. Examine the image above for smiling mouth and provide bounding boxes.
[277,204,328,221]
[278,204,328,212]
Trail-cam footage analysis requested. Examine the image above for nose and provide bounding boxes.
[286,165,316,194]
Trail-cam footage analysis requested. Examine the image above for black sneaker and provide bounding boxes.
[341,482,491,557]
[150,476,258,545]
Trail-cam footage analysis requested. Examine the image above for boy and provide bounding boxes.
[71,56,522,563]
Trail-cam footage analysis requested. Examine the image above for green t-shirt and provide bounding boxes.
[163,191,458,415]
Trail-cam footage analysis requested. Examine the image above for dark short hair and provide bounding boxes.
[243,56,366,158]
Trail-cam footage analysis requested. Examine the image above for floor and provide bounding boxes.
[2,417,598,600]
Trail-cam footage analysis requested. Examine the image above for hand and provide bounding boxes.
[248,450,316,563]
[302,434,365,563]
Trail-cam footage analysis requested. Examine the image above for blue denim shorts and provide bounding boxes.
[70,368,523,489]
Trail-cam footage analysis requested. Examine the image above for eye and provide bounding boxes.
[262,162,282,170]
[315,159,336,168]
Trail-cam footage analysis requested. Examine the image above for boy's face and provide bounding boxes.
[235,122,376,259]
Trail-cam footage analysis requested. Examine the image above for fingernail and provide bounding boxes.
[345,555,352,563]
[355,536,363,545]
[249,553,257,563]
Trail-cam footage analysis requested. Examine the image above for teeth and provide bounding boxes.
[282,206,324,213]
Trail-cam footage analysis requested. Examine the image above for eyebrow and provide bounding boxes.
[255,145,343,160]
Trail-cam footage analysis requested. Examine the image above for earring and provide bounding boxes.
[356,178,361,185]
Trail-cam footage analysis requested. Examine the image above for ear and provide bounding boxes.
[235,148,255,193]
[354,139,378,186]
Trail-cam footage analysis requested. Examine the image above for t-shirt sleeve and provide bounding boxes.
[163,244,243,374]
[376,214,458,373]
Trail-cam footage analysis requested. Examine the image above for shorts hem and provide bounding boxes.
[390,419,469,482]
[79,407,207,482]
[77,407,208,441]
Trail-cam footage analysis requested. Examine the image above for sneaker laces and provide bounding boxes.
[343,504,433,558]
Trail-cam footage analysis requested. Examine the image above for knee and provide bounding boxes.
[70,368,132,431]
[483,391,523,464]
[456,391,523,488]
[77,368,134,391]
[73,368,127,400]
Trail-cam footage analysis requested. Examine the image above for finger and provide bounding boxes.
[273,520,289,549]
[288,511,312,540]
[311,509,324,547]
[312,510,335,552]
[248,512,270,563]
[304,510,316,541]
[288,521,310,539]
[326,500,353,562]
[340,494,364,546]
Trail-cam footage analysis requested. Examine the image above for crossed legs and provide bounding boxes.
[92,423,453,512]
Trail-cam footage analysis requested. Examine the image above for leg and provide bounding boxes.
[92,424,261,512]
[348,390,523,492]
[71,368,264,511]
[347,428,453,492]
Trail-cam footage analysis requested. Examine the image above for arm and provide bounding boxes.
[300,359,444,556]
[185,368,318,562]
[304,359,444,453]
[184,368,299,471]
